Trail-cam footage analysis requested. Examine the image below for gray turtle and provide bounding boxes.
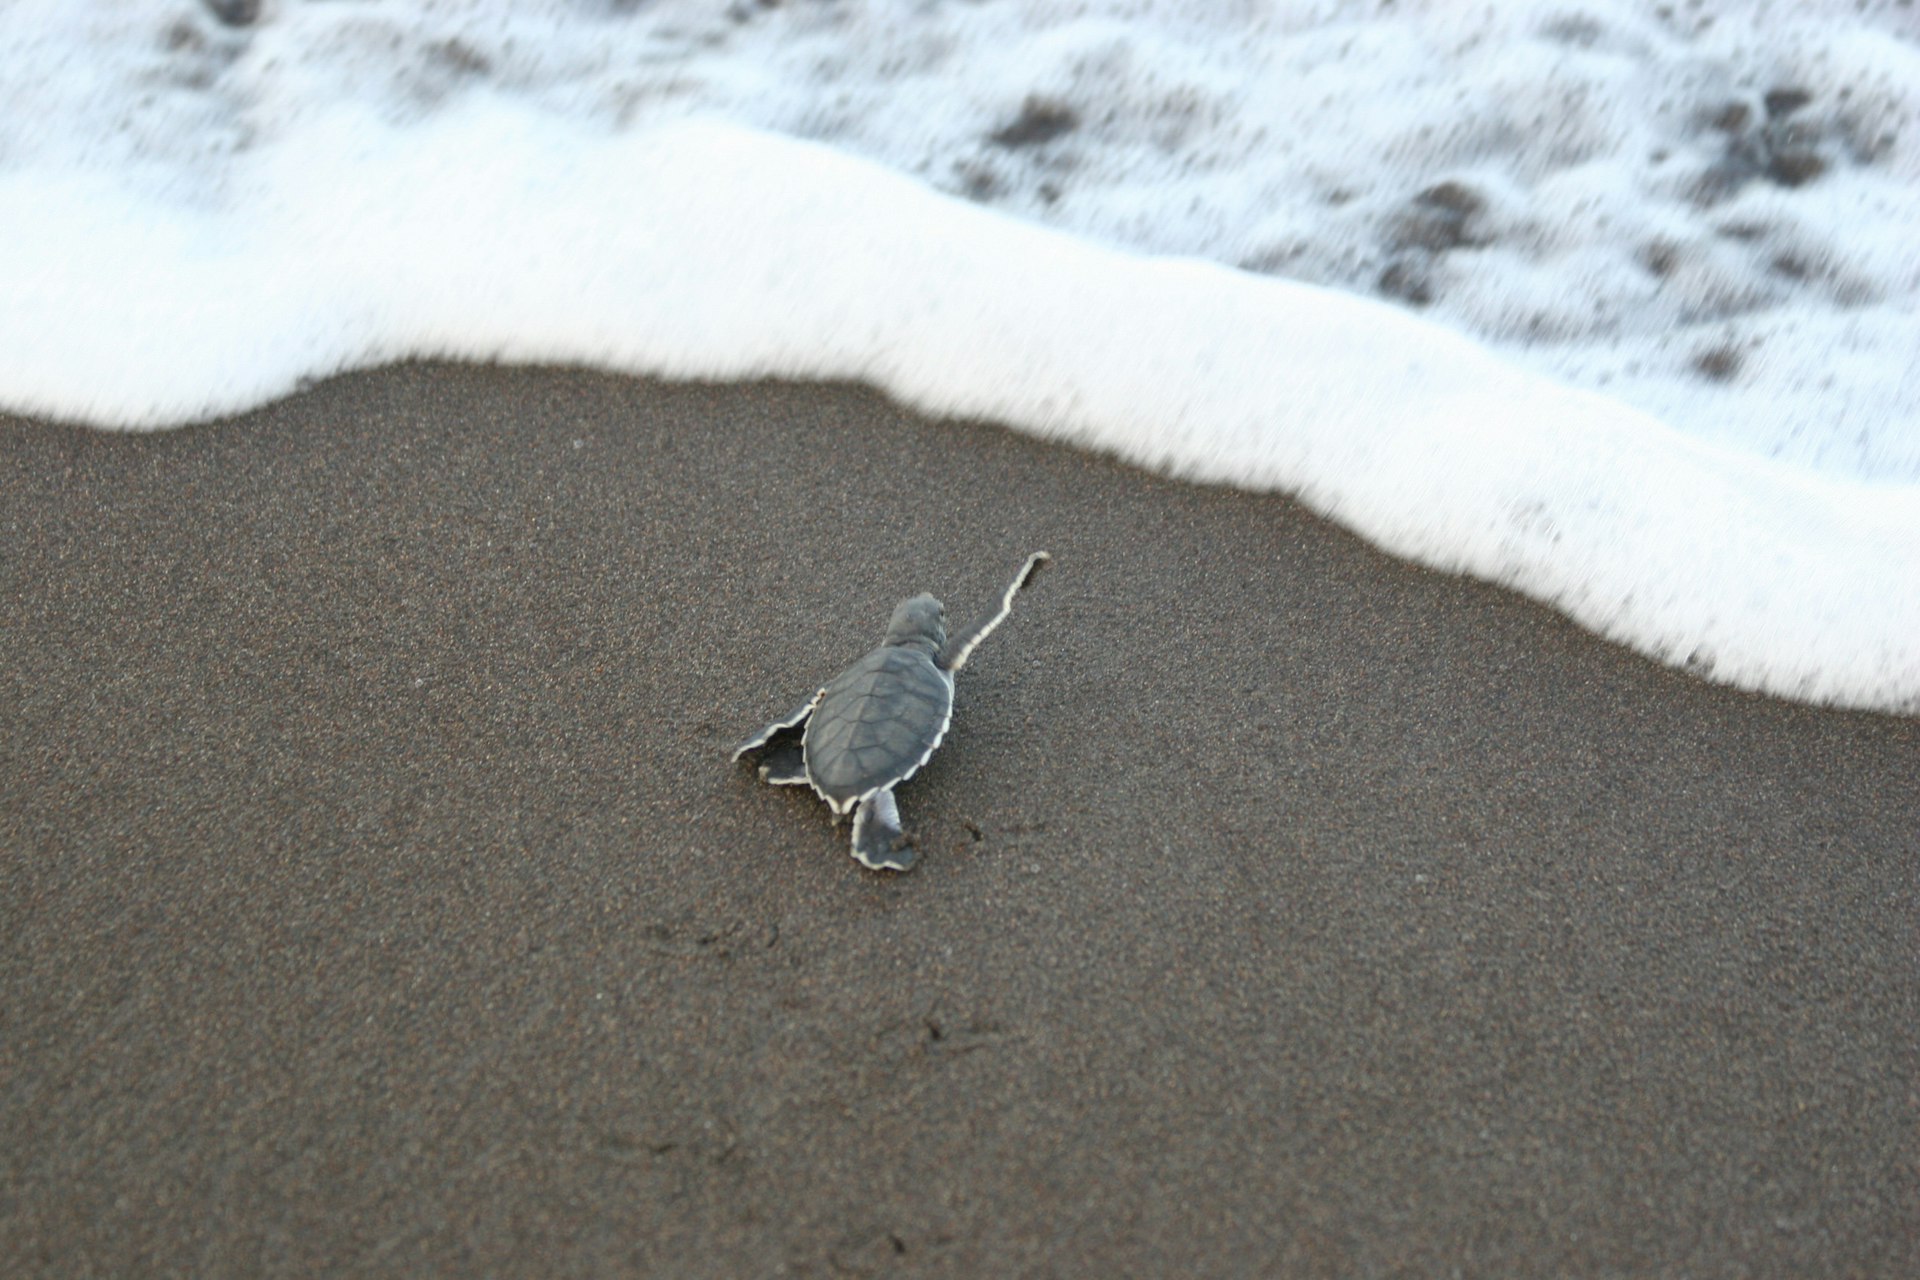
[733,552,1050,871]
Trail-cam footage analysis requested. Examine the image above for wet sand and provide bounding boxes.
[3,363,1915,1276]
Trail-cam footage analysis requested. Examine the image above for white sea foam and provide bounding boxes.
[1,2,1916,711]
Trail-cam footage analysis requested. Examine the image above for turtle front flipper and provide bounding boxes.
[732,690,825,761]
[936,551,1050,673]
[850,788,915,872]
[754,737,810,786]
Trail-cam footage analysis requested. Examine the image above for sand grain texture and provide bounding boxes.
[3,365,1916,1276]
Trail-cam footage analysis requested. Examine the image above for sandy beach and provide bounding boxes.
[3,363,1915,1276]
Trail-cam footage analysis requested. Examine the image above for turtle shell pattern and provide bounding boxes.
[802,644,954,806]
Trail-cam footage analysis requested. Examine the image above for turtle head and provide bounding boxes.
[883,593,946,654]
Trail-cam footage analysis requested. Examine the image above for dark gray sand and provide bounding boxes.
[3,364,1916,1276]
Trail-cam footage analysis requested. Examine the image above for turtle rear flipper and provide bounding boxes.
[937,552,1050,673]
[850,788,914,872]
[733,690,824,761]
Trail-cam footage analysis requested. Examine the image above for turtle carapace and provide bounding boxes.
[733,552,1050,871]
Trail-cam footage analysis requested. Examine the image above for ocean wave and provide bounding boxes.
[3,105,1913,711]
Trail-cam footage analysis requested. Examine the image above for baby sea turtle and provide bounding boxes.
[733,552,1051,872]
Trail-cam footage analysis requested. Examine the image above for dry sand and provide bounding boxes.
[3,363,1916,1276]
